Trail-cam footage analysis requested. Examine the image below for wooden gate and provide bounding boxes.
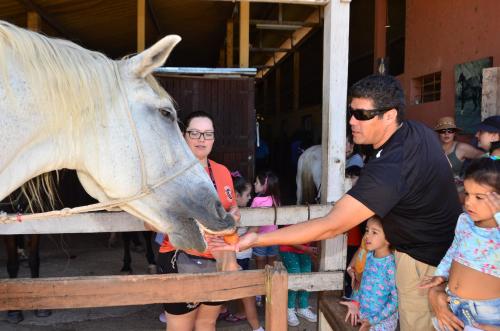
[155,73,256,178]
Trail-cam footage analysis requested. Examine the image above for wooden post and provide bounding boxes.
[264,262,288,331]
[374,0,388,73]
[481,67,500,119]
[137,0,146,52]
[319,0,351,329]
[239,1,250,67]
[293,51,300,111]
[226,19,234,67]
[27,11,41,32]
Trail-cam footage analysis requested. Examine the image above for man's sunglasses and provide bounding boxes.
[437,129,456,134]
[348,106,395,121]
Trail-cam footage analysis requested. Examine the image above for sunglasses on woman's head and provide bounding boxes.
[348,106,395,121]
[437,129,456,134]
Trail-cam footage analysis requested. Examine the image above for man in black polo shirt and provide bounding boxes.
[211,75,462,331]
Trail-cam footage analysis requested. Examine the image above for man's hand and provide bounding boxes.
[339,301,360,326]
[428,285,464,331]
[207,232,258,252]
[419,275,446,289]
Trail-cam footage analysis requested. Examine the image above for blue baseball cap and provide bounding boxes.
[476,115,500,133]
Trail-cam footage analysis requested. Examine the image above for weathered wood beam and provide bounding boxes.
[15,0,72,38]
[319,1,350,329]
[137,0,146,52]
[213,0,329,5]
[0,204,333,234]
[251,19,319,27]
[0,268,343,310]
[373,0,388,73]
[226,19,234,67]
[239,1,250,67]
[250,47,291,52]
[265,263,288,330]
[26,10,41,32]
[256,8,321,78]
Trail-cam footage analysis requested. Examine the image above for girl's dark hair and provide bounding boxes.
[182,111,214,133]
[232,174,251,195]
[489,140,500,154]
[256,170,281,206]
[464,157,500,193]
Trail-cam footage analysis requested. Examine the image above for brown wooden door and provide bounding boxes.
[155,74,255,179]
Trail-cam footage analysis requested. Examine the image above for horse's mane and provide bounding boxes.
[0,21,171,131]
[0,21,172,210]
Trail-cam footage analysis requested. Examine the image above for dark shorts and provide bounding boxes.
[156,250,222,315]
[237,258,250,271]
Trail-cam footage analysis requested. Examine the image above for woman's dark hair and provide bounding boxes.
[464,157,500,193]
[232,174,251,195]
[256,170,281,206]
[182,111,214,133]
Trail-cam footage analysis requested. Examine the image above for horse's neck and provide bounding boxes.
[0,104,81,203]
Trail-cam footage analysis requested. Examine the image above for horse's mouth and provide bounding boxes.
[194,218,236,236]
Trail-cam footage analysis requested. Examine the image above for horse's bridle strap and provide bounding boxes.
[0,159,198,224]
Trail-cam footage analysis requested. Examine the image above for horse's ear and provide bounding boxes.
[130,35,181,78]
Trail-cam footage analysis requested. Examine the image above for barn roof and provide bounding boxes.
[0,0,322,75]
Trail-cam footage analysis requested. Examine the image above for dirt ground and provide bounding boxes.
[0,233,318,331]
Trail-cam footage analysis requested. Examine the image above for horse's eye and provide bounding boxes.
[159,107,175,121]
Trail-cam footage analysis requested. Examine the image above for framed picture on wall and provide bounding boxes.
[455,57,492,134]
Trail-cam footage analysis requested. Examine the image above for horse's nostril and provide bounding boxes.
[215,201,222,209]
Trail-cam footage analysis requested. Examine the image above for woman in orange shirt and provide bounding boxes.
[157,111,240,331]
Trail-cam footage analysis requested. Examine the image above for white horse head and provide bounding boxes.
[0,21,234,252]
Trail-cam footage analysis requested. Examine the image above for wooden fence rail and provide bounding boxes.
[0,204,333,234]
[0,263,321,331]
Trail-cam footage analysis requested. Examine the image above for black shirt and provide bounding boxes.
[348,121,462,266]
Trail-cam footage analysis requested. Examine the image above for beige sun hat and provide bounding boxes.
[434,116,461,131]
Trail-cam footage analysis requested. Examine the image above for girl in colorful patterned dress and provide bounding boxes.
[421,157,500,331]
[340,216,398,331]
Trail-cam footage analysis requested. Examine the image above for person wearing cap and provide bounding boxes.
[434,117,483,178]
[476,115,500,153]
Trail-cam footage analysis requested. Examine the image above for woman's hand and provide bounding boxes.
[419,276,446,289]
[339,301,360,326]
[207,232,258,252]
[428,285,464,331]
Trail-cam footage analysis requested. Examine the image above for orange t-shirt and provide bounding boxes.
[347,225,362,247]
[159,159,237,258]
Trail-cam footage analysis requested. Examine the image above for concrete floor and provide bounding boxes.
[0,233,317,331]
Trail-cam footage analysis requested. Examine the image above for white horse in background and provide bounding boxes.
[296,144,363,205]
[296,145,322,205]
[0,21,234,252]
